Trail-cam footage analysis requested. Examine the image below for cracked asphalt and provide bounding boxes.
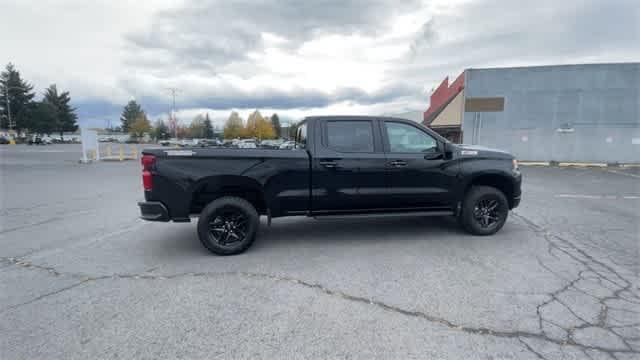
[1,144,638,360]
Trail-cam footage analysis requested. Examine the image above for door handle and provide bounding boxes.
[388,160,407,167]
[320,161,339,168]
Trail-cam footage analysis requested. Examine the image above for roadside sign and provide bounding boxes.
[80,128,99,163]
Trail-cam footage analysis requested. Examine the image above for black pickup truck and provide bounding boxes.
[139,116,521,255]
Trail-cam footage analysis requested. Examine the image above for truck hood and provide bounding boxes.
[453,144,514,159]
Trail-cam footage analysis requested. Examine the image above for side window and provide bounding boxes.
[296,123,307,149]
[385,122,437,153]
[326,121,374,153]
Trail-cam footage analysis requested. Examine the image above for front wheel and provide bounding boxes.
[459,186,509,235]
[197,197,259,255]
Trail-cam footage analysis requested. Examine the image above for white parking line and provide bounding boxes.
[606,169,640,179]
[555,194,640,200]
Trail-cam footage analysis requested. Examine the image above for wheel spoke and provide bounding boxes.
[207,206,250,247]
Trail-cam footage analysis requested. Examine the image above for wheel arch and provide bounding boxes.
[462,171,517,209]
[189,175,268,215]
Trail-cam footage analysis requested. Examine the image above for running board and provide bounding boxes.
[313,210,454,220]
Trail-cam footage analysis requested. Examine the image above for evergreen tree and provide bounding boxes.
[203,113,214,139]
[120,100,144,132]
[0,63,35,131]
[28,101,57,135]
[43,85,78,139]
[288,121,299,139]
[271,113,282,138]
[153,119,169,140]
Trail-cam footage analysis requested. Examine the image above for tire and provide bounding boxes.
[459,185,509,236]
[197,196,259,255]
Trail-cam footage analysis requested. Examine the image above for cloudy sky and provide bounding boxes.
[1,0,638,128]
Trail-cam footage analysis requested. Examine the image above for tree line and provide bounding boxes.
[0,63,78,138]
[1,62,295,142]
[223,110,285,139]
[122,105,291,141]
[119,99,216,140]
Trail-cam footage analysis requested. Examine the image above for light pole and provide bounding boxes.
[166,88,180,138]
[4,85,27,133]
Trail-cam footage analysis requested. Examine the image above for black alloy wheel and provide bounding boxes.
[197,196,259,255]
[473,198,501,229]
[208,207,249,247]
[460,185,509,236]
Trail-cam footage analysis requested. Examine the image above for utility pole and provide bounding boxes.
[4,87,11,131]
[4,85,25,133]
[166,87,180,138]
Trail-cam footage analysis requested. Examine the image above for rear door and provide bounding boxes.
[381,120,454,210]
[312,119,388,213]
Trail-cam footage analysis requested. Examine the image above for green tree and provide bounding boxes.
[189,114,206,138]
[129,114,151,139]
[120,100,144,132]
[27,101,57,135]
[288,121,299,139]
[0,63,36,131]
[153,119,169,140]
[43,84,78,139]
[271,113,282,138]
[203,113,214,139]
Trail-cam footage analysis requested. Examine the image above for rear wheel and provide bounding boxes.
[460,186,509,235]
[197,197,259,255]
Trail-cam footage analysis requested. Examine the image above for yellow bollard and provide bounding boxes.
[90,149,96,160]
[132,145,138,160]
[9,138,15,145]
[107,144,112,157]
[119,145,124,161]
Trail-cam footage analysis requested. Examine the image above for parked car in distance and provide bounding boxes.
[259,139,284,149]
[28,135,49,145]
[0,136,10,144]
[278,140,296,150]
[197,139,221,147]
[139,116,522,255]
[237,139,257,149]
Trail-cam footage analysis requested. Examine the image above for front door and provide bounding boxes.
[382,121,455,210]
[312,119,388,213]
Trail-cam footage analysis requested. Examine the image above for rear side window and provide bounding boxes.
[326,121,374,153]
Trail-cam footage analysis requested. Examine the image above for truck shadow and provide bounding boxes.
[252,216,466,251]
[150,214,530,256]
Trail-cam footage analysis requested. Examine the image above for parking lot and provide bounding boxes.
[1,144,638,359]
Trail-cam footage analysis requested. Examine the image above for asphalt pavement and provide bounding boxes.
[1,144,638,360]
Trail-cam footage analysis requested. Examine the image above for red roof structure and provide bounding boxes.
[423,72,465,124]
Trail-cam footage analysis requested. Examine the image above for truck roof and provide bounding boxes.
[303,115,416,122]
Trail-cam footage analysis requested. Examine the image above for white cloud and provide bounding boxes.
[1,0,638,127]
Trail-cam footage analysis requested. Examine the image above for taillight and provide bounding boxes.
[141,154,155,171]
[141,155,155,190]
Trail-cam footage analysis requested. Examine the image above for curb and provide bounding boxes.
[519,161,639,168]
[518,161,550,166]
[558,162,607,168]
[102,156,136,162]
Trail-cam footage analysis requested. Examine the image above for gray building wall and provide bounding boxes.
[462,63,640,163]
